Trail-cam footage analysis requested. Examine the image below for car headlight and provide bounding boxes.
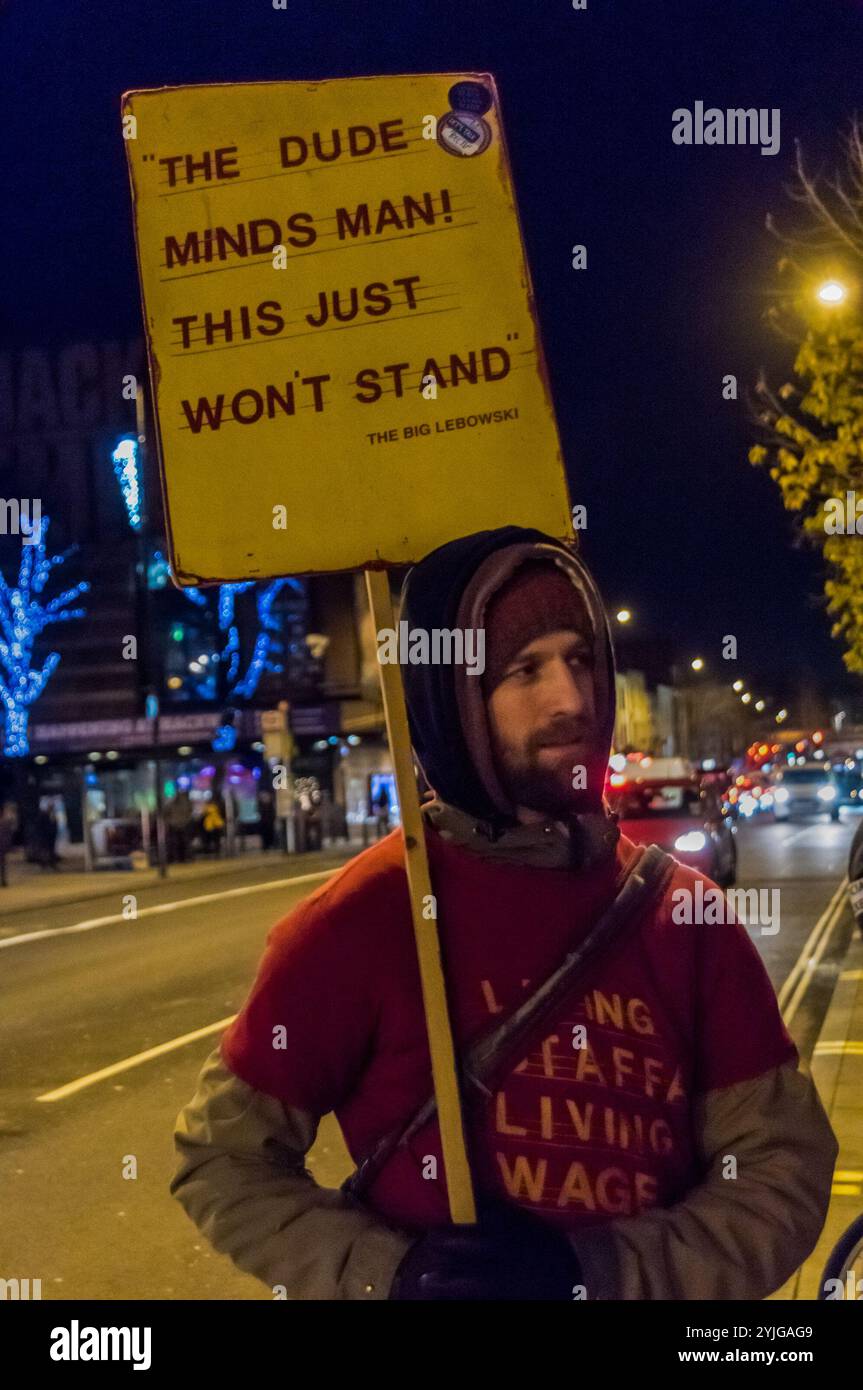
[817,785,838,801]
[773,787,789,803]
[674,831,707,852]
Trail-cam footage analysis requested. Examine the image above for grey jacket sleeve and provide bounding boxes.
[171,1047,413,1300]
[569,1060,838,1300]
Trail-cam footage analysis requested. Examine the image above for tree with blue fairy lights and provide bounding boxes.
[0,516,89,757]
[181,577,297,750]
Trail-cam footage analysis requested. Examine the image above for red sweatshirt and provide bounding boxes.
[222,826,797,1234]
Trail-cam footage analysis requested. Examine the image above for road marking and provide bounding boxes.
[779,879,848,1027]
[840,970,863,981]
[777,878,846,1010]
[832,1182,862,1196]
[835,1170,863,1181]
[25,864,856,1103]
[781,827,817,846]
[0,868,336,950]
[814,1041,863,1055]
[36,1016,237,1102]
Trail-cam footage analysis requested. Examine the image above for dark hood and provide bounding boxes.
[400,526,617,827]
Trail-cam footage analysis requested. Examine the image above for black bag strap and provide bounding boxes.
[343,843,676,1202]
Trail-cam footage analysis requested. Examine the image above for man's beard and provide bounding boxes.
[492,717,601,817]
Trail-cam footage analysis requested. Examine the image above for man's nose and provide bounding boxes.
[542,657,589,714]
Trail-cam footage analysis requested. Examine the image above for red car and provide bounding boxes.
[606,774,737,887]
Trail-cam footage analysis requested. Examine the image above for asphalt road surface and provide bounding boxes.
[0,816,857,1300]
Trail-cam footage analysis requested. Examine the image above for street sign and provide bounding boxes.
[123,74,572,584]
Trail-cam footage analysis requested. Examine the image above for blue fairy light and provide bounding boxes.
[111,437,143,532]
[0,515,88,757]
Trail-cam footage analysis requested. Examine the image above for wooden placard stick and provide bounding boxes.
[364,566,477,1225]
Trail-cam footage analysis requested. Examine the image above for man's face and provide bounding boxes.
[485,628,598,820]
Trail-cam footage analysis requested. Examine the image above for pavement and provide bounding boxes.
[0,839,365,917]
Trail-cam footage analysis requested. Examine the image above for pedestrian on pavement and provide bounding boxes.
[201,797,225,856]
[33,802,60,870]
[257,788,276,851]
[373,782,391,838]
[172,526,837,1301]
[166,790,194,863]
[0,801,18,887]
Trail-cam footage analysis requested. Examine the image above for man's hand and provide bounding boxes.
[388,1196,584,1301]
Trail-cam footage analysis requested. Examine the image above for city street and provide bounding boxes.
[0,817,856,1301]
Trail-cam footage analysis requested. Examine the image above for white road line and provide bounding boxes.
[781,827,818,846]
[27,867,855,1104]
[36,1016,237,1103]
[781,883,849,1028]
[0,869,335,950]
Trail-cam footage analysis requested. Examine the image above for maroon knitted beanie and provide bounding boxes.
[480,561,593,696]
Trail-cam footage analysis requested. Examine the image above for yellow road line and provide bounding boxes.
[782,882,849,1028]
[778,879,846,1013]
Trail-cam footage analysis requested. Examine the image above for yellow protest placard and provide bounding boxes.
[123,74,572,584]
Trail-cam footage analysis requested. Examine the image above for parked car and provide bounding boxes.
[771,764,841,822]
[606,771,737,886]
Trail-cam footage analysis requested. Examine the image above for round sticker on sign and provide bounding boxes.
[447,81,493,116]
[437,109,492,158]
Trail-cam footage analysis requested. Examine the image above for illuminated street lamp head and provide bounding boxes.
[732,679,744,692]
[816,279,848,306]
[691,657,704,672]
[776,709,788,723]
[741,692,752,705]
[755,699,766,712]
[616,608,632,624]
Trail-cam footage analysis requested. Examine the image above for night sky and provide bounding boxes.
[2,0,863,706]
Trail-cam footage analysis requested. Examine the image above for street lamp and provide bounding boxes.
[691,657,704,672]
[741,692,752,705]
[776,709,788,723]
[755,699,766,712]
[111,392,168,880]
[816,279,848,306]
[616,609,632,624]
[732,680,744,693]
